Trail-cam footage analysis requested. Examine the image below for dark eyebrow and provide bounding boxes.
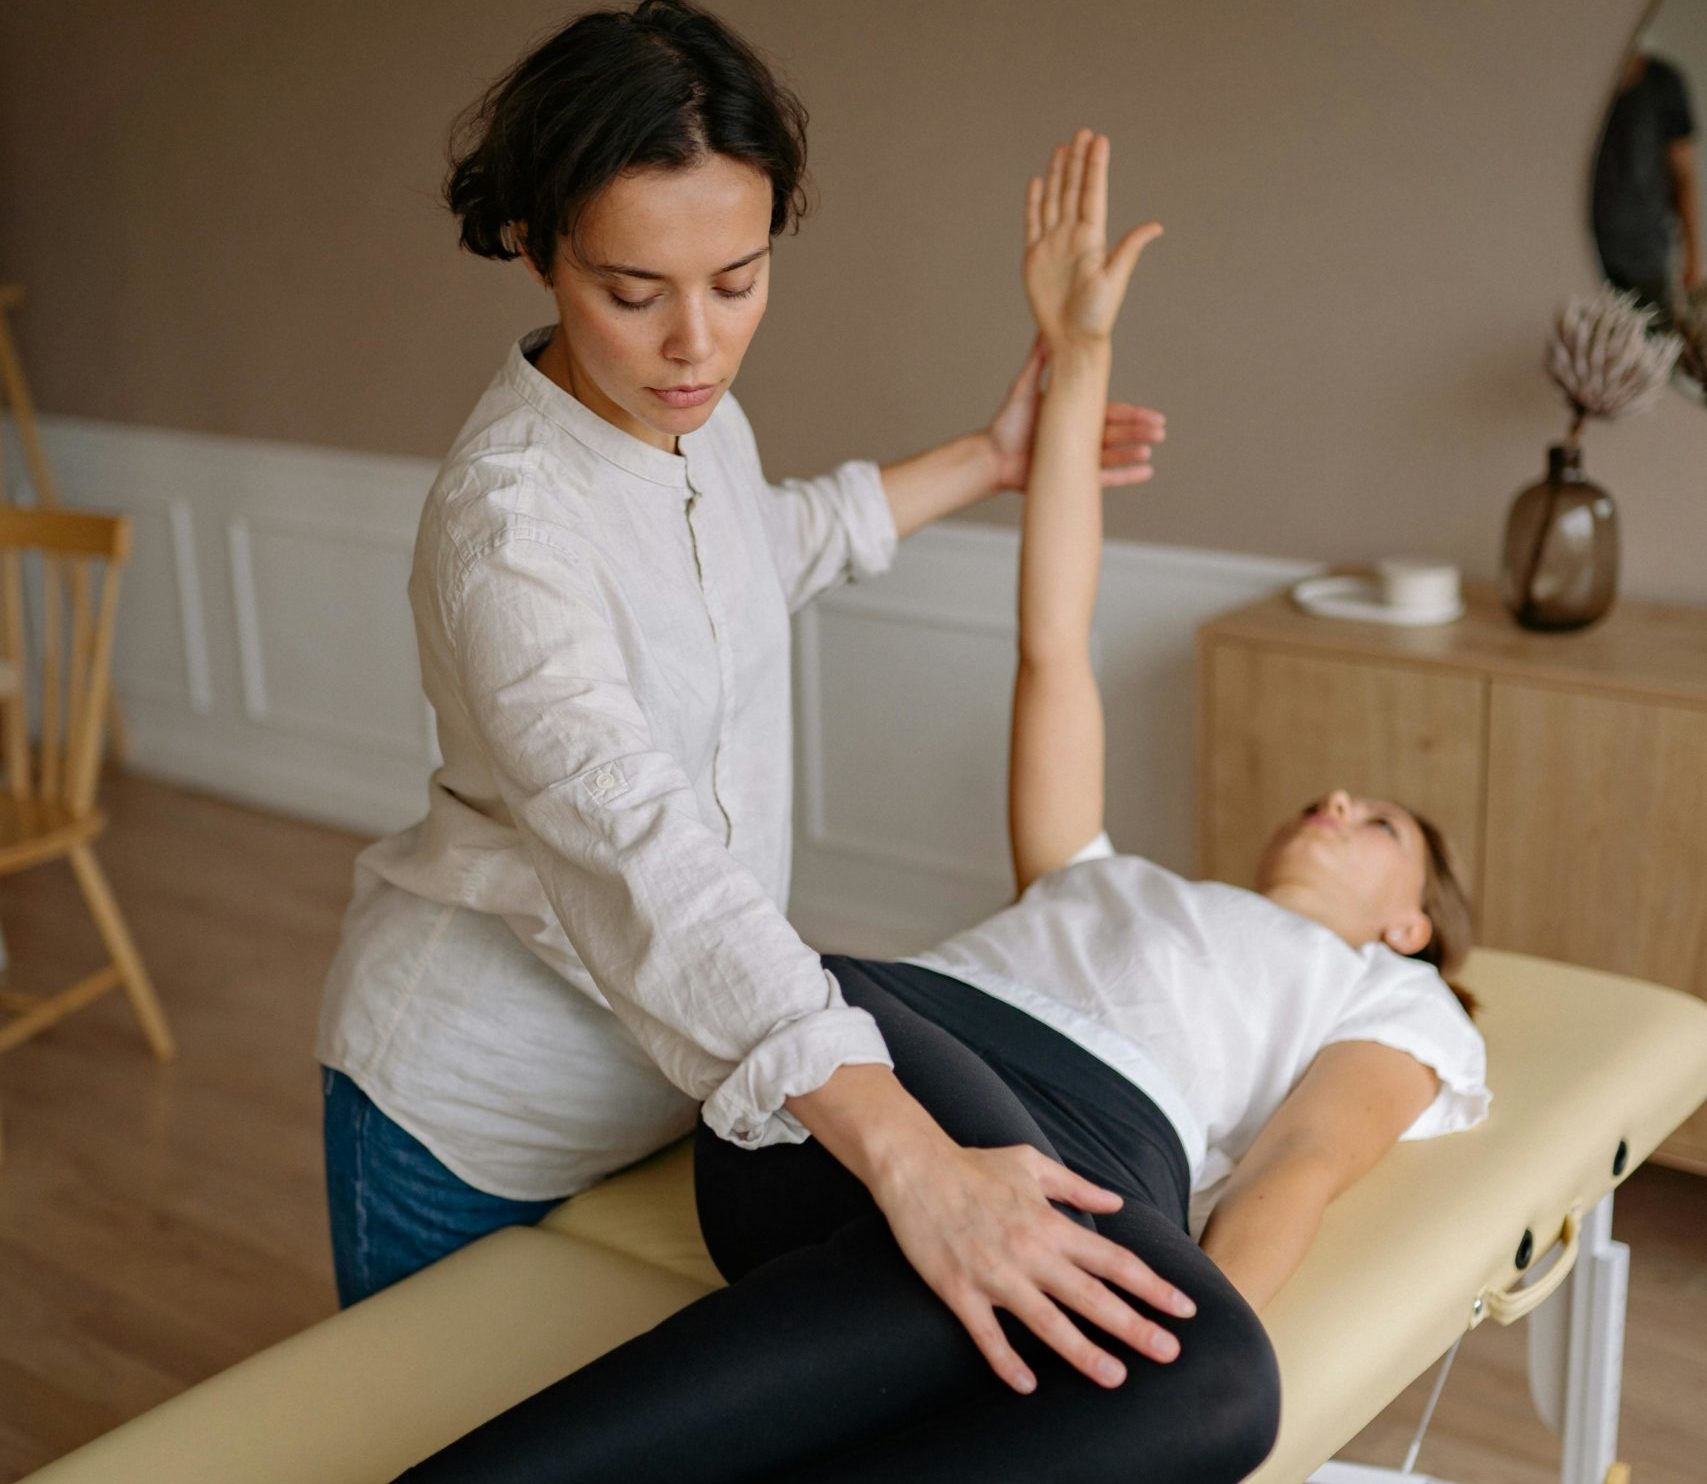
[593,247,771,282]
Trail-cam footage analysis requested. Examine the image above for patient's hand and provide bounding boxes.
[986,335,1166,493]
[1024,129,1161,352]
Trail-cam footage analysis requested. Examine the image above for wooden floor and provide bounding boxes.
[0,771,1704,1482]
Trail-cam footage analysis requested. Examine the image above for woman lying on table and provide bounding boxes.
[402,128,1490,1484]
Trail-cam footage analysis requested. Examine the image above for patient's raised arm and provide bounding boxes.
[1008,130,1161,895]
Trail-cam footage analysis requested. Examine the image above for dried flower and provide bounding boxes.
[1674,290,1707,405]
[1546,283,1683,444]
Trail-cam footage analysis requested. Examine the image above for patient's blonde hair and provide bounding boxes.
[1405,808,1477,1019]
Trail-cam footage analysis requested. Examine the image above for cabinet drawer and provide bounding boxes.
[1482,683,1707,986]
[1482,682,1707,1170]
[1199,641,1486,892]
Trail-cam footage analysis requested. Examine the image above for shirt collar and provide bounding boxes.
[505,325,693,490]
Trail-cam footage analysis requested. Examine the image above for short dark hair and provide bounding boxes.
[443,0,810,282]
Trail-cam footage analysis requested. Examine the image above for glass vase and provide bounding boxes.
[1500,444,1619,631]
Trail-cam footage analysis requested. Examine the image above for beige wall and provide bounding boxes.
[3,0,1702,601]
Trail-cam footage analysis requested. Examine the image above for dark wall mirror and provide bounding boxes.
[1593,1,1707,401]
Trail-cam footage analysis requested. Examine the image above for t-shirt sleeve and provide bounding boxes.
[1065,831,1117,866]
[1322,952,1491,1140]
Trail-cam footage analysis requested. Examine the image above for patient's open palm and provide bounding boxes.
[1025,130,1160,348]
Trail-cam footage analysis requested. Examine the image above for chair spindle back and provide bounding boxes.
[0,509,131,820]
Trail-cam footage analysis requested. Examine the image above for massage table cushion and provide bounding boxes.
[21,948,1707,1484]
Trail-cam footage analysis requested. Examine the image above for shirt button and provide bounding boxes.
[594,769,616,790]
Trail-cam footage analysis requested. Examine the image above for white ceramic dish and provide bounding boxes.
[1290,574,1464,627]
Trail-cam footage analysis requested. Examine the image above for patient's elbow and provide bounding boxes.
[1014,641,1093,681]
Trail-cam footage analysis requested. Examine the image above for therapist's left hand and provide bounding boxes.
[986,334,1166,494]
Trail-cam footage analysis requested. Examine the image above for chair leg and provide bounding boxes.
[105,693,128,768]
[68,841,174,1061]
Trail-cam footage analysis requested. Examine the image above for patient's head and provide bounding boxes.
[1255,790,1475,995]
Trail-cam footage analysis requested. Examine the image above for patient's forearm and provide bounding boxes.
[1017,343,1110,663]
[1198,1153,1338,1313]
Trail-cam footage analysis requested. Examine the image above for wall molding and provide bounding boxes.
[788,519,1307,953]
[796,600,1019,888]
[225,515,269,721]
[168,498,214,714]
[12,415,439,835]
[10,414,1311,941]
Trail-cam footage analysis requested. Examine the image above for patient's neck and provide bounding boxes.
[1261,883,1372,955]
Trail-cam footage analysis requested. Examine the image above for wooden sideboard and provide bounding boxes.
[1196,582,1707,1172]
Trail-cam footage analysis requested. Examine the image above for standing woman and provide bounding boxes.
[316,0,1173,1391]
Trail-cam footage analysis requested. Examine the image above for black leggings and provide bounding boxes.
[398,957,1280,1483]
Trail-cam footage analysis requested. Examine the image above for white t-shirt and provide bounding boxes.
[904,834,1490,1235]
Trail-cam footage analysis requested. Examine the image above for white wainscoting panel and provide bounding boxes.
[788,522,1307,956]
[14,415,1309,951]
[23,416,439,835]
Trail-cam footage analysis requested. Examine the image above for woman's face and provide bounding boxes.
[530,155,774,452]
[1255,789,1432,951]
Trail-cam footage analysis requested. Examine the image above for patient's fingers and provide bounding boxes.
[1042,142,1067,229]
[1025,176,1044,247]
[1060,128,1091,231]
[1081,132,1109,234]
[1108,220,1164,296]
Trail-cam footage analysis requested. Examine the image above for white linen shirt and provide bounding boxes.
[315,325,898,1200]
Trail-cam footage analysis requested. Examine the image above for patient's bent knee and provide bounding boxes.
[1194,1305,1281,1481]
[1137,1293,1279,1481]
[1221,1349,1282,1481]
[1065,1298,1279,1482]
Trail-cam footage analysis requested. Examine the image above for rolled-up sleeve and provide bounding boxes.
[719,390,898,613]
[446,519,893,1147]
[760,459,899,614]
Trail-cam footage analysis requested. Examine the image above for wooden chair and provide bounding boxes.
[0,283,127,760]
[0,508,173,1101]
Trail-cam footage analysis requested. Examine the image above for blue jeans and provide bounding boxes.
[321,1066,565,1308]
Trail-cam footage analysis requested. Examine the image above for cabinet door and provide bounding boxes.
[1199,641,1486,892]
[1483,682,1707,1170]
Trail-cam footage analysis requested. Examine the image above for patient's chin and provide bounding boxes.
[1265,827,1324,872]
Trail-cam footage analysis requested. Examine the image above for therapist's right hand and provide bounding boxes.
[787,1064,1196,1393]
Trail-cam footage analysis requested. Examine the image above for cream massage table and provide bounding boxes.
[22,949,1707,1484]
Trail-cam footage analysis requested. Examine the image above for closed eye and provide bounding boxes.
[607,281,760,313]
